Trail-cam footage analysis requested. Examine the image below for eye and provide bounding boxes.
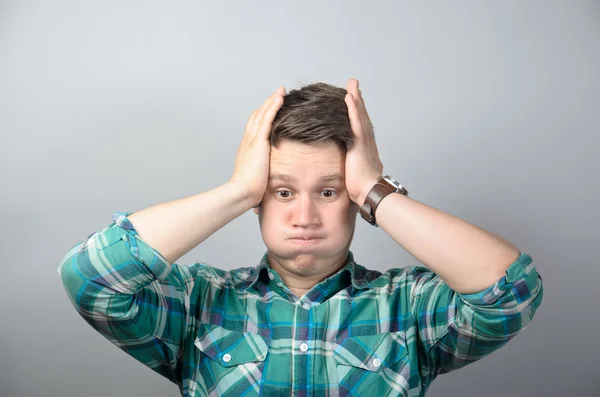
[320,189,337,198]
[275,190,293,199]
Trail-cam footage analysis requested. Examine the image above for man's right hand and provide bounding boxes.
[229,86,286,208]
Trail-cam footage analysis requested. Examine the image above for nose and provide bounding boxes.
[291,194,320,228]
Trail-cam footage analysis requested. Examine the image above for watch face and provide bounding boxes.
[383,175,400,189]
[383,175,408,196]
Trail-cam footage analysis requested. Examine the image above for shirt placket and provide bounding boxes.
[292,298,313,396]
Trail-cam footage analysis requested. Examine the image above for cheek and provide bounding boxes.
[259,204,284,229]
[260,201,355,226]
[327,204,356,229]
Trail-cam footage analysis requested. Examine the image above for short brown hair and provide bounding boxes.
[270,82,354,152]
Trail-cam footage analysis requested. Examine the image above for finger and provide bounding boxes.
[345,92,365,138]
[346,79,373,129]
[347,91,372,133]
[347,79,369,114]
[244,111,258,138]
[346,78,359,95]
[252,86,285,135]
[257,93,284,138]
[346,79,365,116]
[254,87,285,120]
[347,78,366,106]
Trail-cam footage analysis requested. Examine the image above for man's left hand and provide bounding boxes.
[344,78,384,206]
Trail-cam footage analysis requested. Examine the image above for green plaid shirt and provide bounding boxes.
[58,212,543,396]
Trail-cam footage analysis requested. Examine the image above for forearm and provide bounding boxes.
[127,182,254,264]
[375,193,520,294]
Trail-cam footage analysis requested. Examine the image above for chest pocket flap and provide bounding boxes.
[333,331,408,372]
[194,323,269,367]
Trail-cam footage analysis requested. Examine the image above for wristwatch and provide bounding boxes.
[359,175,408,227]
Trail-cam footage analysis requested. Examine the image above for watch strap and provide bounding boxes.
[359,176,408,226]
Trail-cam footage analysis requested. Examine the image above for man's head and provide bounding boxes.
[253,83,358,283]
[269,82,355,152]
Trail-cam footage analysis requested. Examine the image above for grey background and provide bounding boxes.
[1,1,598,396]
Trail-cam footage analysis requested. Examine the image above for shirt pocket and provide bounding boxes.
[193,323,269,397]
[333,331,412,396]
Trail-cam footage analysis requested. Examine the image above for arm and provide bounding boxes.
[344,78,543,382]
[344,78,522,294]
[56,185,252,384]
[375,194,519,294]
[127,181,256,265]
[57,214,194,384]
[57,87,286,383]
[408,252,543,383]
[127,86,287,265]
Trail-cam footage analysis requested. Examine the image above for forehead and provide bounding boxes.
[270,140,344,162]
[269,173,344,183]
[269,140,345,182]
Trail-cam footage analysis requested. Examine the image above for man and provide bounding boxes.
[58,79,543,396]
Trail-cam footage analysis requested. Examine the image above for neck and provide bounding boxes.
[267,252,348,299]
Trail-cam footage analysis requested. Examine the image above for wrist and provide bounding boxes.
[356,177,382,207]
[358,175,409,226]
[225,181,261,210]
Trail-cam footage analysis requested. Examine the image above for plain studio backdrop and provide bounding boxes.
[1,1,598,396]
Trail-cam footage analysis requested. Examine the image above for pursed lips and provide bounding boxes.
[287,236,324,244]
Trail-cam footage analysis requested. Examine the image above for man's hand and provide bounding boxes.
[229,86,286,208]
[344,79,384,206]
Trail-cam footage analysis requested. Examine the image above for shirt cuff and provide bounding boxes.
[108,211,172,281]
[457,252,541,306]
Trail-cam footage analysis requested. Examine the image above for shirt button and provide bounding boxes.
[268,272,274,280]
[299,343,309,352]
[222,354,232,363]
[372,358,381,368]
[302,303,310,310]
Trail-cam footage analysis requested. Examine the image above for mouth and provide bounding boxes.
[287,237,323,245]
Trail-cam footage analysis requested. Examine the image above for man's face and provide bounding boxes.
[253,139,358,278]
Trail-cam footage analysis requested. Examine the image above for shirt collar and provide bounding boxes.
[235,250,372,291]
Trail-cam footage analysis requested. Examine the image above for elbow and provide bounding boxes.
[456,267,544,339]
[57,243,87,305]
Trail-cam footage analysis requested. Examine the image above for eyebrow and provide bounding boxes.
[268,173,344,183]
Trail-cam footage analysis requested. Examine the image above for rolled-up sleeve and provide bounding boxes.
[57,212,196,385]
[410,253,544,384]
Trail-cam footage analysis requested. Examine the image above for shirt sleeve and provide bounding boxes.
[409,252,544,385]
[57,211,197,385]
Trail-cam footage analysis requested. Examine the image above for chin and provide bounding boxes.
[289,253,321,270]
[271,244,338,272]
[275,249,318,264]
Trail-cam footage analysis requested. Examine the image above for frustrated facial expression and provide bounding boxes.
[254,139,358,279]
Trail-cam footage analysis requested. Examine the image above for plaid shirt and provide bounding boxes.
[58,212,543,397]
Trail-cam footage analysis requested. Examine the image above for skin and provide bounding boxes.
[129,78,520,297]
[241,79,382,298]
[244,79,519,296]
[253,140,358,297]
